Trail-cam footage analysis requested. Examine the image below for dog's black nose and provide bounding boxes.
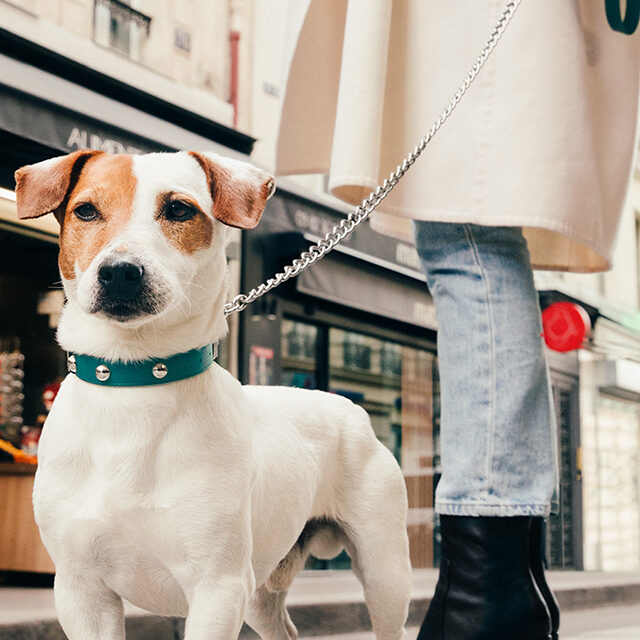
[98,261,144,301]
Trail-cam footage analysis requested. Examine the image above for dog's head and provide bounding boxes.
[14,151,274,328]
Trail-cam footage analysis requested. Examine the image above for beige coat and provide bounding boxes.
[276,0,640,272]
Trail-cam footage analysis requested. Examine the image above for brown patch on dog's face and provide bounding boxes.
[155,191,213,254]
[58,155,136,280]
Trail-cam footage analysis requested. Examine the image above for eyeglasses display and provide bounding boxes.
[0,341,25,448]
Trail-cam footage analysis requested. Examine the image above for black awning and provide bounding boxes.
[0,28,254,155]
[262,191,426,283]
[0,83,162,157]
[296,251,437,330]
[243,191,435,331]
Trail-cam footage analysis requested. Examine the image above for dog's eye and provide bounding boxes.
[73,203,100,221]
[166,200,196,222]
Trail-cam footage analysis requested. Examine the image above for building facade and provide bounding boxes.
[1,0,234,122]
[0,0,639,580]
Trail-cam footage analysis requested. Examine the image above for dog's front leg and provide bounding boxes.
[182,504,255,639]
[54,570,125,640]
[184,574,253,640]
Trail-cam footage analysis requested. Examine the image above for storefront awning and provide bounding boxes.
[596,358,640,400]
[296,251,437,330]
[242,189,437,330]
[0,190,58,241]
[0,82,158,156]
[263,191,427,283]
[0,52,251,161]
[0,52,258,237]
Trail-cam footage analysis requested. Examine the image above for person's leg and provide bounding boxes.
[413,221,558,640]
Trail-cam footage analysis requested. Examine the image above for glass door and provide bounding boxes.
[583,394,640,570]
[278,318,440,568]
[281,319,319,390]
[328,328,440,568]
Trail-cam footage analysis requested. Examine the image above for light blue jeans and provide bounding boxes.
[414,221,558,517]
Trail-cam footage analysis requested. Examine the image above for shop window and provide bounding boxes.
[0,230,64,460]
[548,385,578,569]
[281,320,318,390]
[583,394,640,571]
[94,0,151,62]
[329,329,440,569]
[279,319,441,569]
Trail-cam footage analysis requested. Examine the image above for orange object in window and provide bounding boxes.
[0,438,37,465]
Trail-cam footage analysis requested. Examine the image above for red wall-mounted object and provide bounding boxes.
[541,302,591,352]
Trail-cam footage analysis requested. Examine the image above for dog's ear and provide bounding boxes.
[14,149,102,221]
[189,151,275,230]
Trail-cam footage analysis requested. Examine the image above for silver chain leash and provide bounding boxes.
[224,0,522,317]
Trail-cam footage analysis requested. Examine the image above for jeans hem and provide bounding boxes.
[436,501,551,517]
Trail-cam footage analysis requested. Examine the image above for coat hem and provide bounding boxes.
[366,203,614,274]
[330,175,379,190]
[274,165,329,178]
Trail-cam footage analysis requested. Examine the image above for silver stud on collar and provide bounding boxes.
[67,354,77,374]
[95,364,111,382]
[152,363,168,379]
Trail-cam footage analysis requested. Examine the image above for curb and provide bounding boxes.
[282,579,640,637]
[556,581,640,612]
[2,577,640,638]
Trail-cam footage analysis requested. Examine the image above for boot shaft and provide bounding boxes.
[419,515,552,640]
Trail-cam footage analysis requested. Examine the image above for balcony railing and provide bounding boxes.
[94,0,152,61]
[95,0,151,33]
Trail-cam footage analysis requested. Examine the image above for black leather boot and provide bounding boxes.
[417,515,552,640]
[529,517,560,639]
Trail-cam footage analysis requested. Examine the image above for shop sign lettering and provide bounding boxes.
[291,206,425,280]
[66,127,143,155]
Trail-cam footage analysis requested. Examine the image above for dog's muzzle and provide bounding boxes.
[93,259,158,320]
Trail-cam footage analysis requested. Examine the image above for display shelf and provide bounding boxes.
[0,469,54,573]
[0,463,36,476]
[330,366,402,389]
[281,358,403,390]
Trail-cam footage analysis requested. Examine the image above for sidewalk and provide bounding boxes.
[307,604,640,640]
[2,570,640,638]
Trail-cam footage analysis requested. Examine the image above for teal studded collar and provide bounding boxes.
[67,344,218,387]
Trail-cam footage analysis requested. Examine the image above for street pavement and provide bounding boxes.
[301,604,640,639]
[3,571,640,638]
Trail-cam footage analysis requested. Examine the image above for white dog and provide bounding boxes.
[15,150,412,640]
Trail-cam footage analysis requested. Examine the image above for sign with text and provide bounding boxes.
[0,83,162,157]
[265,192,425,282]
